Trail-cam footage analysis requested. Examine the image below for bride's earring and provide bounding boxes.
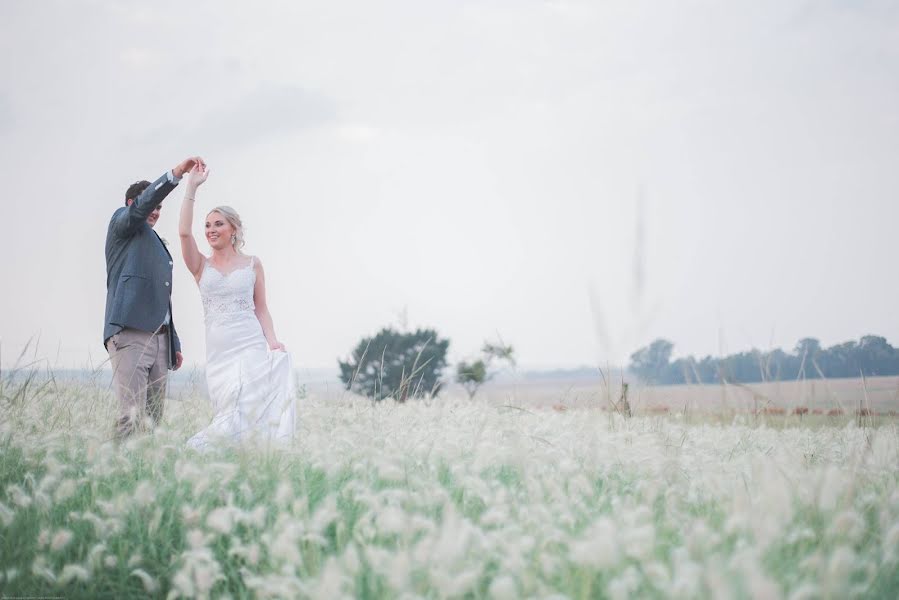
[231,234,237,244]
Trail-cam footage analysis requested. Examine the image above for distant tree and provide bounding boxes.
[795,337,822,357]
[719,350,766,383]
[668,357,694,384]
[455,360,487,399]
[857,335,899,376]
[455,341,516,399]
[629,339,674,383]
[821,341,857,378]
[763,348,800,381]
[338,327,450,401]
[794,338,822,378]
[695,355,719,384]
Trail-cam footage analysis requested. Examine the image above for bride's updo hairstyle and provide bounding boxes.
[209,206,246,253]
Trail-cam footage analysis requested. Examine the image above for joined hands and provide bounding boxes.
[173,156,205,179]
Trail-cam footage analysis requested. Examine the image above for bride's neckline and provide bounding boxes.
[204,257,254,277]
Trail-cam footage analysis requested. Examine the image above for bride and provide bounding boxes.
[178,163,295,448]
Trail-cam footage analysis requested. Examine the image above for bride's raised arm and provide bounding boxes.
[178,164,209,281]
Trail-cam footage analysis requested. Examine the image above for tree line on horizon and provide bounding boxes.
[628,335,899,385]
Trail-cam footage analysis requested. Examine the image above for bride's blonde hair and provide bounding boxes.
[208,206,246,253]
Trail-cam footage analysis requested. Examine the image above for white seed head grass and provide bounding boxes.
[49,529,73,552]
[1,380,897,598]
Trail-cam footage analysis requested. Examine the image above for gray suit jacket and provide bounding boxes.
[103,172,181,367]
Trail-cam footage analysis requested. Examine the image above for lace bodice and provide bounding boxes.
[199,257,256,323]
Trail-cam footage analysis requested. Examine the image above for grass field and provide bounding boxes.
[1,369,898,599]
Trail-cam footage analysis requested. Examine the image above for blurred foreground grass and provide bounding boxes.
[1,367,898,599]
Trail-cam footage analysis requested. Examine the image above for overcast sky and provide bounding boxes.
[1,0,897,371]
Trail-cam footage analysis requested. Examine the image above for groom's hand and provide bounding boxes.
[173,156,205,178]
[174,351,184,370]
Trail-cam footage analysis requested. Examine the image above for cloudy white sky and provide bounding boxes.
[1,0,897,371]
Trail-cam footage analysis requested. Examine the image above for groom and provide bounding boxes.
[103,156,202,439]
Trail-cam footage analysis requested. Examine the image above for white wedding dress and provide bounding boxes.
[187,256,296,449]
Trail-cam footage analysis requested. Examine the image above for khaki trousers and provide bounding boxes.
[107,328,169,439]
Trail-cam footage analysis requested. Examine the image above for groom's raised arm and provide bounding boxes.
[110,172,177,236]
[111,157,202,237]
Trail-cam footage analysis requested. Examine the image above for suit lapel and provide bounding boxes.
[152,230,173,260]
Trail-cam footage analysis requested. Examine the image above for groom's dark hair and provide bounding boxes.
[124,180,151,206]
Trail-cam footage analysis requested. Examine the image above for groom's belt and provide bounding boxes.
[156,324,169,335]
